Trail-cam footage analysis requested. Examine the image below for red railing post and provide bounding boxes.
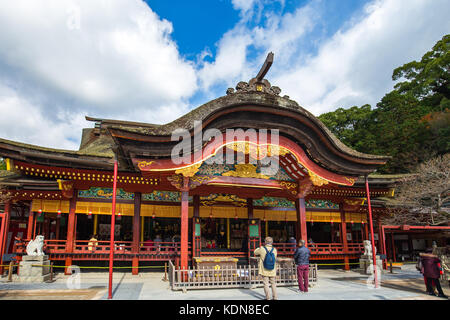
[108,160,118,299]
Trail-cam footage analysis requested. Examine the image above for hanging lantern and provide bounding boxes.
[209,208,213,219]
[117,204,122,220]
[234,208,238,220]
[351,220,354,225]
[330,219,334,225]
[57,210,61,217]
[87,210,92,219]
[311,219,314,226]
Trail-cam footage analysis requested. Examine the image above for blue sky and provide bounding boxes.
[0,0,449,150]
[146,0,369,60]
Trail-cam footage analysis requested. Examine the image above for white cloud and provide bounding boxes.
[0,0,197,149]
[274,0,450,115]
[0,84,85,150]
[197,1,318,92]
[201,0,450,116]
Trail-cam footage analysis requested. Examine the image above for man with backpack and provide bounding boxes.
[294,239,311,293]
[254,236,278,300]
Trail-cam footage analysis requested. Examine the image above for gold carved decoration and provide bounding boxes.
[344,176,357,185]
[137,161,155,170]
[190,175,217,185]
[308,170,329,187]
[57,179,74,198]
[225,142,290,160]
[201,194,246,207]
[279,181,298,195]
[344,198,366,206]
[222,164,269,179]
[175,163,202,177]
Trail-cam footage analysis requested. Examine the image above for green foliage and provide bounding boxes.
[0,157,5,170]
[319,34,450,173]
[393,34,449,109]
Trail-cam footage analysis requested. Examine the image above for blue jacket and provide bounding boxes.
[294,246,311,265]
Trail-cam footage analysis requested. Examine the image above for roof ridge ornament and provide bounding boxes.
[226,52,285,97]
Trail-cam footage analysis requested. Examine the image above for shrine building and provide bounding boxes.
[0,56,443,275]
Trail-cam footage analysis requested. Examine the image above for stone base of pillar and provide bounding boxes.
[358,255,383,275]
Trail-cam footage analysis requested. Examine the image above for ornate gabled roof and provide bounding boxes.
[0,53,390,178]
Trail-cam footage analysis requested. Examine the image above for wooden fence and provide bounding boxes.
[169,260,318,291]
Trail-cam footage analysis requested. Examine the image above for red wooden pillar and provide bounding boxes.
[132,192,141,275]
[65,190,78,275]
[108,160,119,300]
[192,195,201,258]
[295,198,307,242]
[0,214,5,275]
[26,207,34,240]
[339,203,350,271]
[180,177,189,270]
[0,201,11,274]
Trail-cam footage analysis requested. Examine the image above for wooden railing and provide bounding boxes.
[74,240,134,253]
[14,239,363,257]
[273,242,365,256]
[139,241,188,254]
[13,239,67,254]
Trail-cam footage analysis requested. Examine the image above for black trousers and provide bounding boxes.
[426,277,444,295]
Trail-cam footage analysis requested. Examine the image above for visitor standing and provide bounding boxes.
[88,234,98,251]
[294,239,311,293]
[254,237,278,300]
[420,248,448,298]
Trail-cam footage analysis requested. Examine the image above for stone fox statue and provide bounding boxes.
[26,235,45,256]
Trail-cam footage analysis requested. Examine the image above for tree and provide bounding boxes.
[319,34,450,173]
[383,154,450,226]
[393,34,449,110]
[318,104,376,151]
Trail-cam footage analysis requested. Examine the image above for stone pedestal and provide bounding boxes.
[18,255,51,282]
[359,255,382,275]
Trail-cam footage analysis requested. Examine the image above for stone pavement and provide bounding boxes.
[0,264,448,300]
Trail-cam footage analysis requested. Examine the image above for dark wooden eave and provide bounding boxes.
[0,138,115,170]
